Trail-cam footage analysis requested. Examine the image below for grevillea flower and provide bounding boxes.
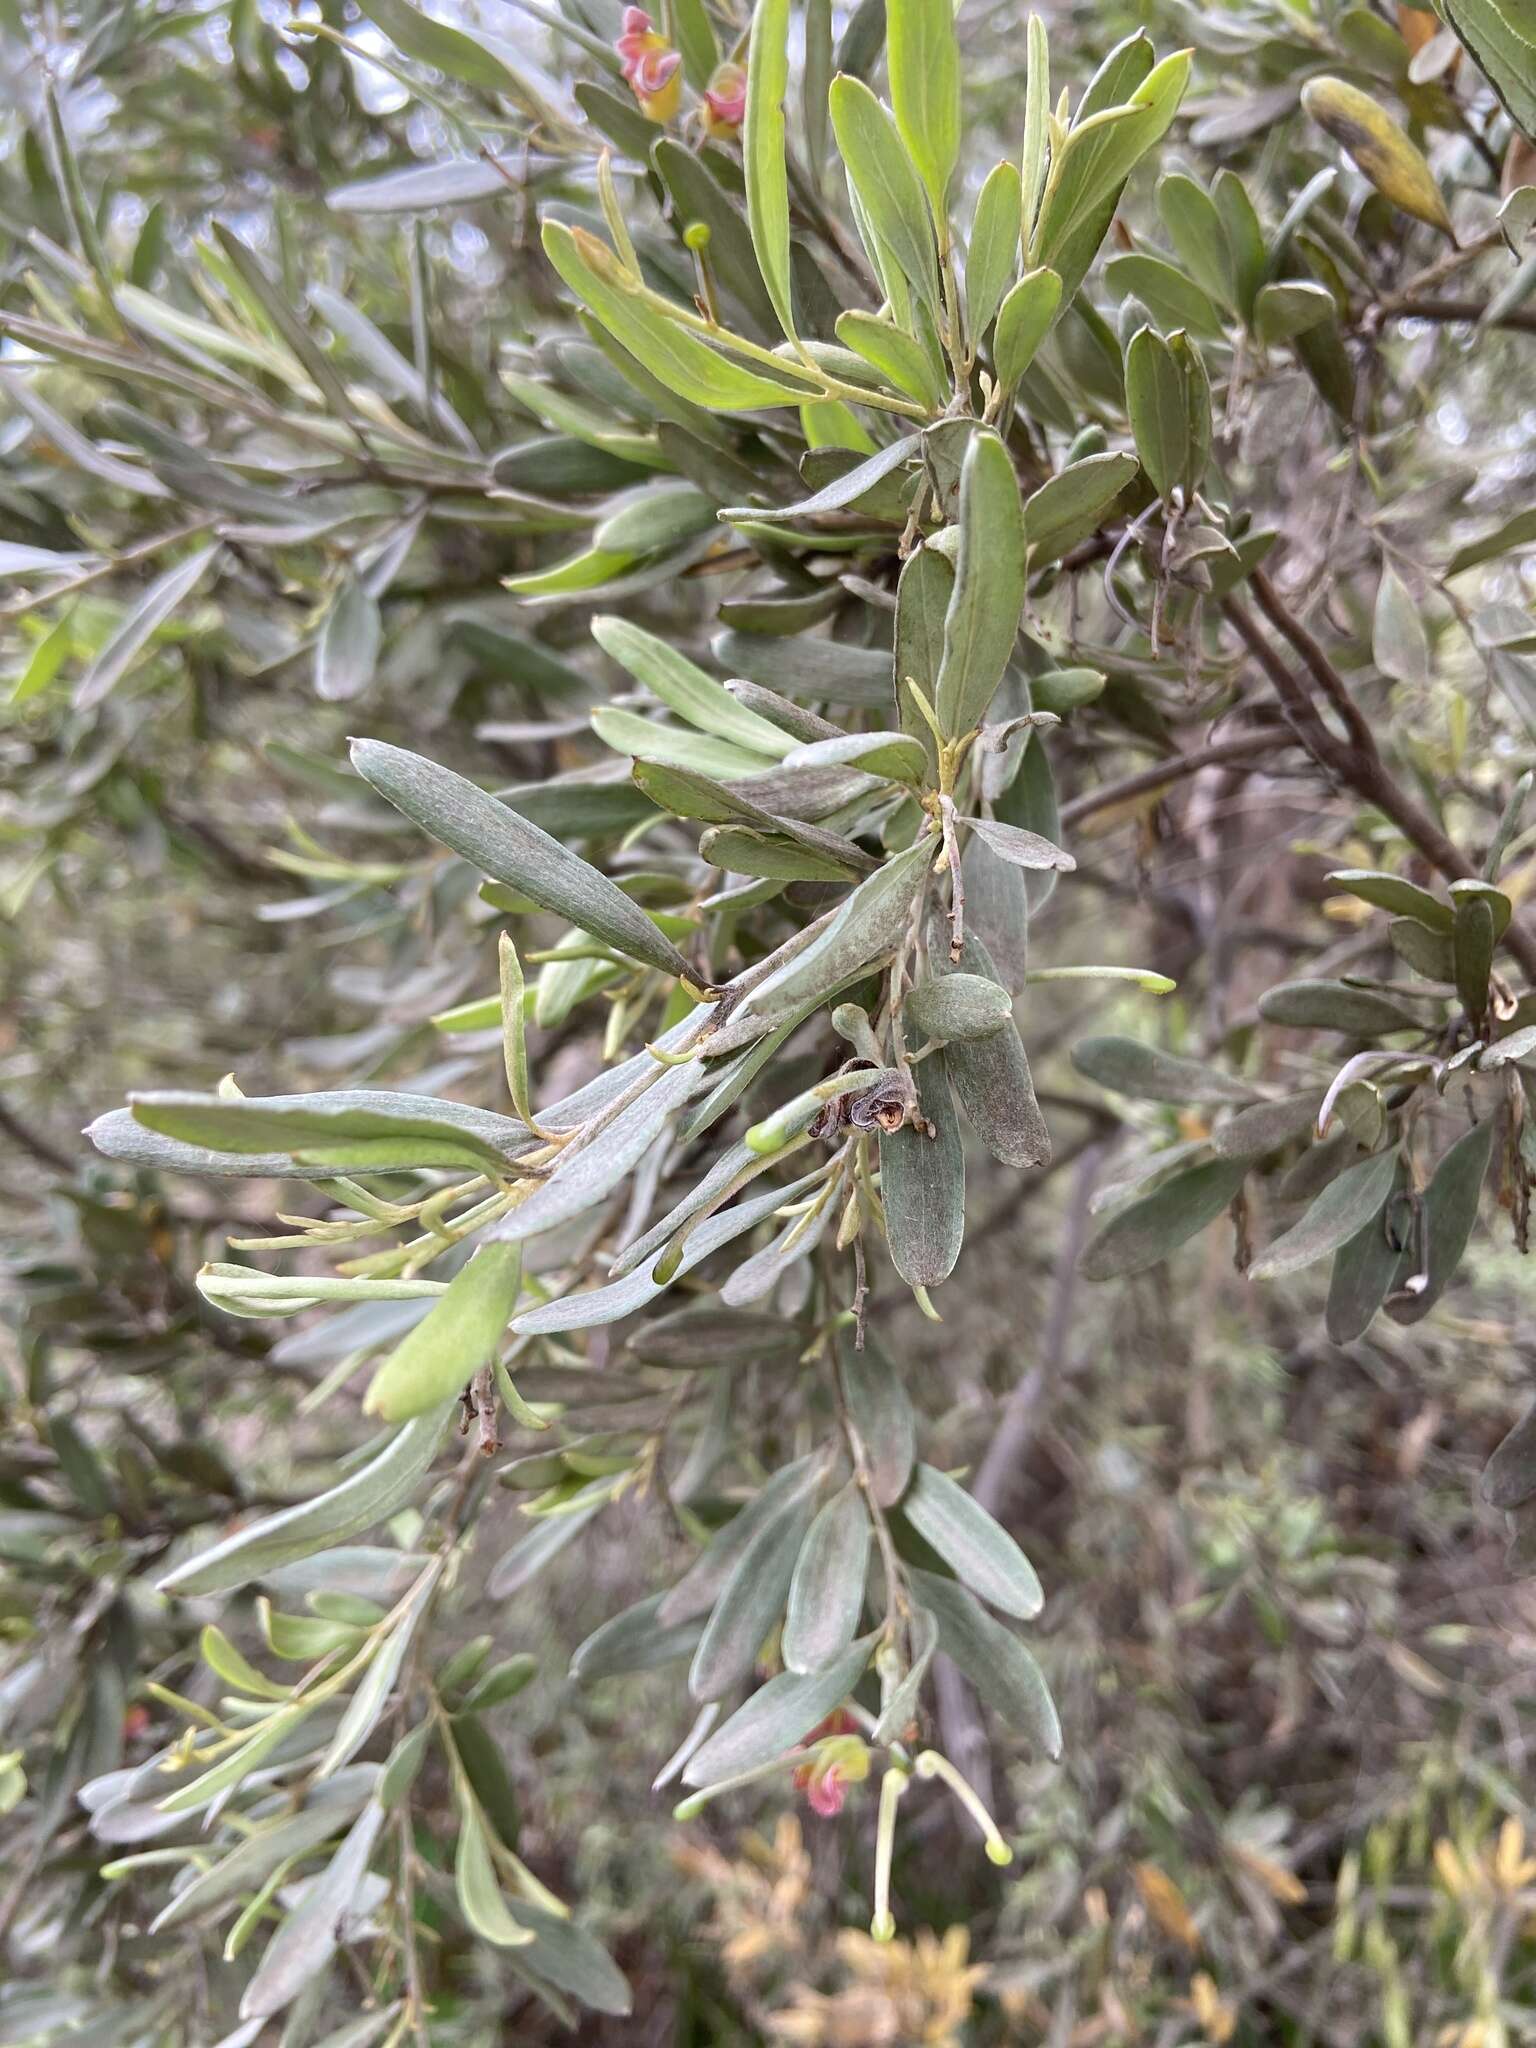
[615,8,682,122]
[702,60,747,136]
[792,1712,869,1817]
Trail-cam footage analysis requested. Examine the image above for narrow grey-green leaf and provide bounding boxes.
[967,162,1023,341]
[1249,1148,1401,1280]
[1080,1158,1248,1282]
[902,1464,1043,1618]
[1072,1035,1259,1105]
[908,1569,1060,1755]
[744,0,795,341]
[1023,451,1139,564]
[993,267,1062,391]
[351,739,695,982]
[74,541,220,710]
[829,77,941,321]
[571,1593,704,1681]
[944,1015,1050,1168]
[682,1638,873,1786]
[1484,1401,1536,1510]
[240,1801,385,2018]
[905,973,1014,1042]
[659,1454,826,1626]
[315,575,382,704]
[965,814,1074,871]
[159,1414,447,1597]
[714,839,932,1048]
[1211,1092,1325,1160]
[1325,1165,1405,1343]
[1326,869,1452,932]
[1257,980,1423,1034]
[1373,566,1431,686]
[782,1484,871,1673]
[363,1243,521,1422]
[935,430,1025,738]
[1454,894,1495,1025]
[124,1089,528,1176]
[592,614,791,758]
[839,1335,915,1506]
[1385,1117,1495,1325]
[880,1051,965,1288]
[886,0,961,221]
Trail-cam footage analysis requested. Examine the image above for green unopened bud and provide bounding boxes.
[683,220,712,252]
[914,1749,1013,1866]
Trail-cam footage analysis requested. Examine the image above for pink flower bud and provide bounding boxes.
[702,60,747,134]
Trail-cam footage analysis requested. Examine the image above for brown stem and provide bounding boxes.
[1222,578,1536,983]
[1373,298,1536,335]
[1058,730,1300,828]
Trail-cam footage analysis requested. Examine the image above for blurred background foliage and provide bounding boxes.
[6,0,1536,2038]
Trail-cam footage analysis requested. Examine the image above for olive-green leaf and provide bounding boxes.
[908,1568,1060,1755]
[541,222,809,412]
[781,730,928,784]
[314,574,382,704]
[1106,255,1223,337]
[782,1484,872,1673]
[363,1243,522,1422]
[592,615,791,758]
[682,1638,873,1786]
[74,541,221,711]
[1030,47,1192,285]
[966,815,1074,872]
[835,310,949,408]
[1126,325,1189,503]
[1442,0,1536,143]
[1156,172,1236,309]
[1249,1148,1401,1280]
[902,1463,1043,1618]
[1080,1158,1248,1281]
[880,1051,965,1288]
[1253,280,1335,345]
[935,430,1025,738]
[993,266,1062,391]
[659,1454,826,1625]
[453,1801,536,1950]
[1326,869,1452,932]
[896,542,953,768]
[829,76,942,321]
[744,0,796,341]
[1024,451,1139,564]
[967,161,1023,341]
[886,0,961,222]
[351,738,695,982]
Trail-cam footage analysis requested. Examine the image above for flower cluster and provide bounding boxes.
[613,10,745,133]
[615,8,681,121]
